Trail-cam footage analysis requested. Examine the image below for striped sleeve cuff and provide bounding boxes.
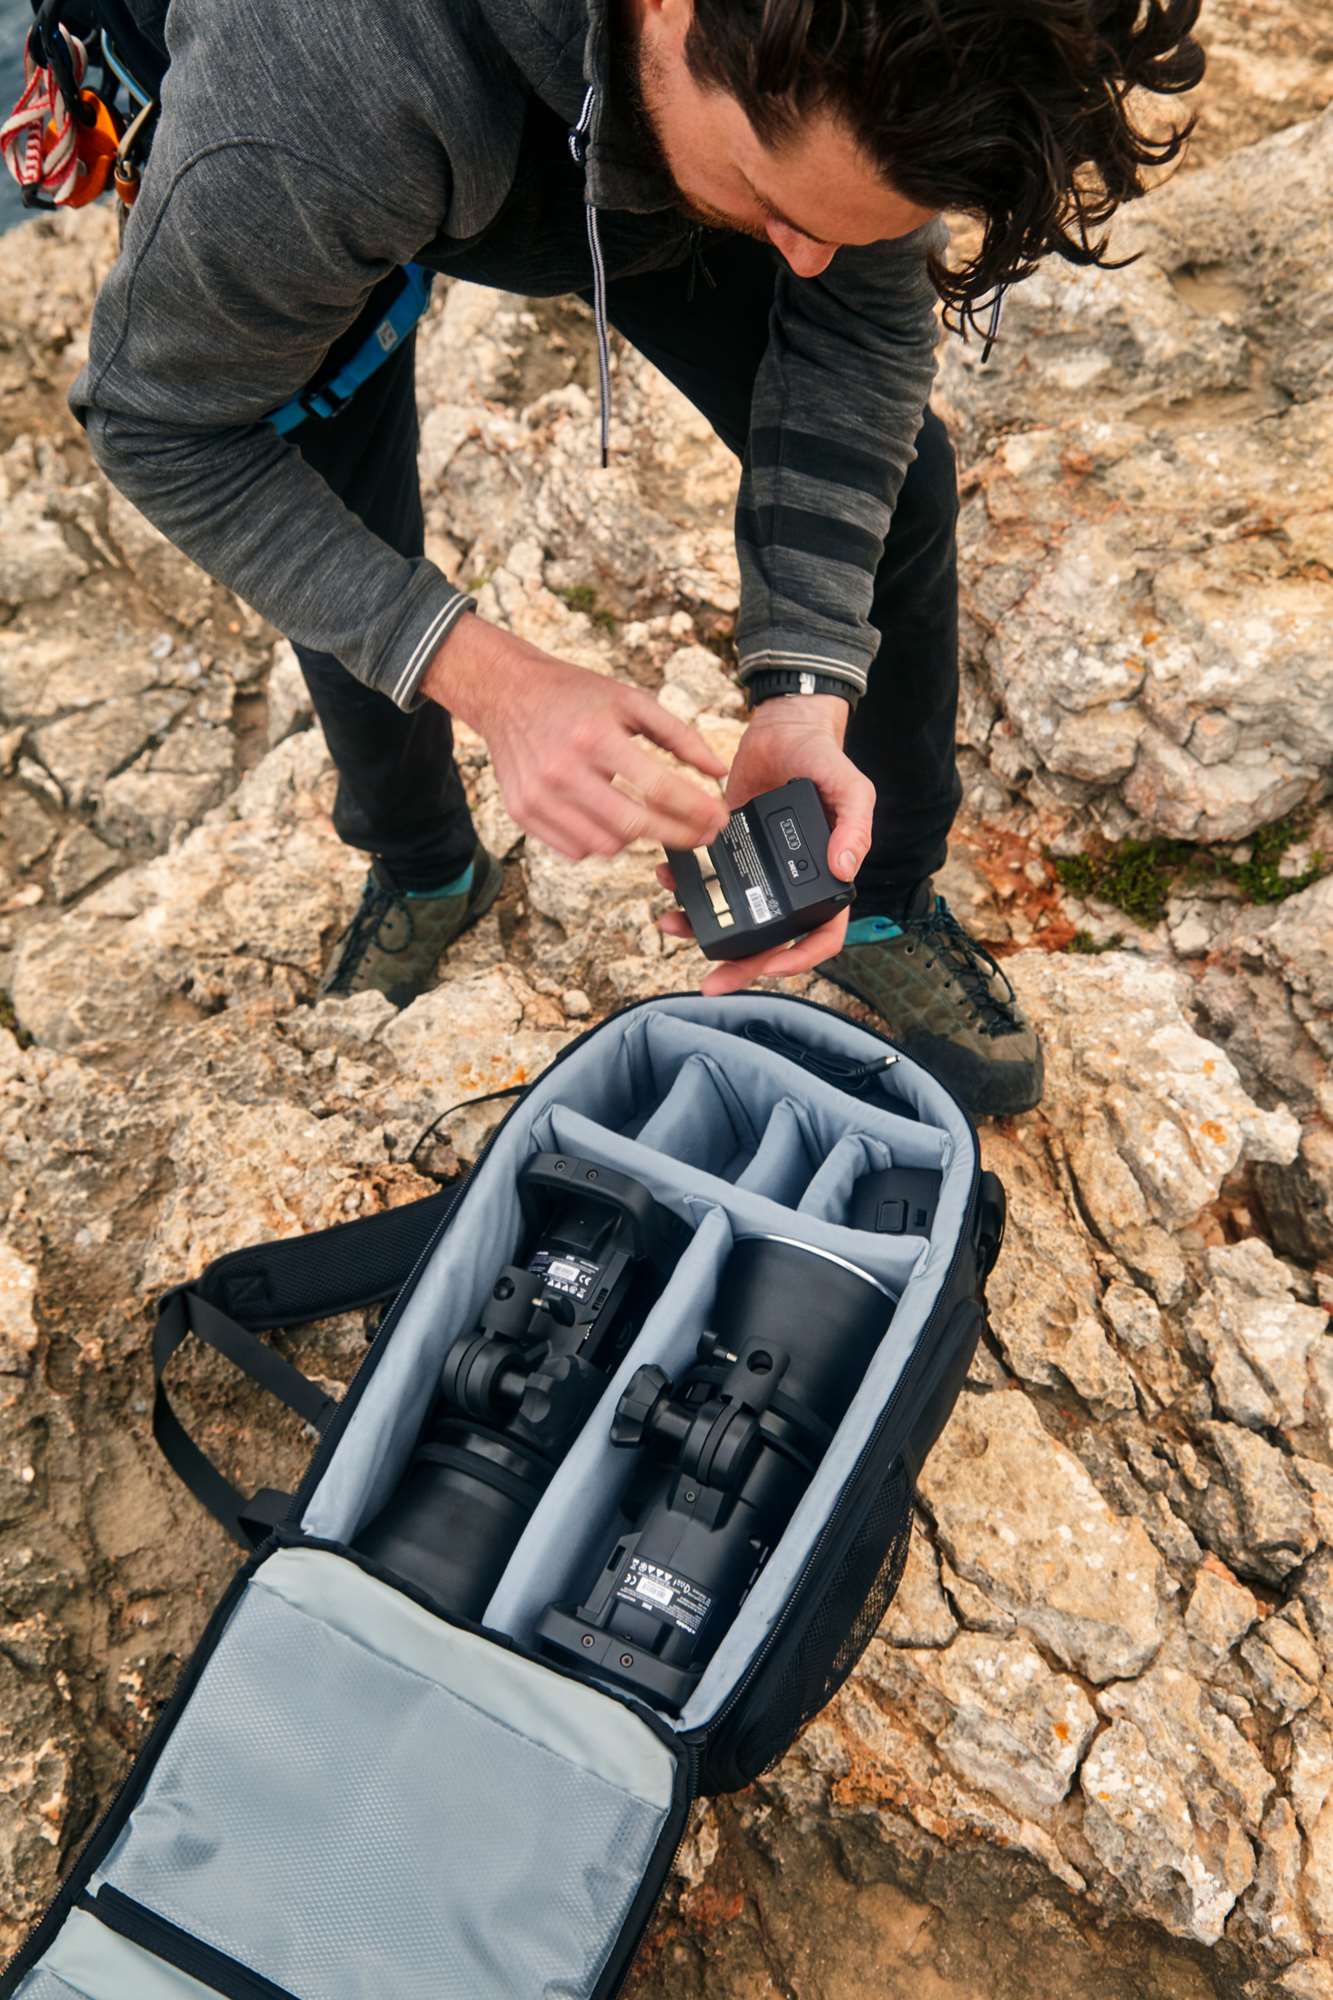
[381,586,477,712]
[736,646,870,699]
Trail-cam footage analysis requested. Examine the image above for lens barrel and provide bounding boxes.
[352,1156,687,1620]
[536,1234,893,1709]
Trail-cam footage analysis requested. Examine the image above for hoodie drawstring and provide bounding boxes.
[569,83,611,469]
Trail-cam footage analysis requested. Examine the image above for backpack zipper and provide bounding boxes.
[79,1885,299,2000]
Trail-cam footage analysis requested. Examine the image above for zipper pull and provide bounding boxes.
[568,81,595,165]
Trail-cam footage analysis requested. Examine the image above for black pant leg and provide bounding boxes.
[845,407,963,913]
[288,333,477,889]
[599,240,962,908]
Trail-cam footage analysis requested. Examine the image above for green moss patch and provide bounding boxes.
[557,584,618,635]
[1052,817,1323,928]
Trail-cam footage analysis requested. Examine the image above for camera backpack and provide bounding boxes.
[3,990,1004,2000]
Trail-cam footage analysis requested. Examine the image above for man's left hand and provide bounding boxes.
[657,692,875,998]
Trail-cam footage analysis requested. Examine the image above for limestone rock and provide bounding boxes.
[982,1167,1136,1414]
[1239,1602,1322,1722]
[1198,1421,1319,1583]
[657,644,744,722]
[0,1242,39,1375]
[1007,951,1299,1287]
[10,734,362,1049]
[1097,1662,1273,1835]
[881,1521,958,1650]
[266,640,314,748]
[1186,1239,1333,1444]
[1183,1561,1259,1664]
[48,824,119,903]
[0,628,171,722]
[0,488,89,609]
[779,1674,1086,1896]
[31,691,191,808]
[919,1389,1167,1682]
[941,106,1333,841]
[376,966,574,1163]
[1278,1962,1333,2000]
[873,1630,1099,1821]
[104,487,216,628]
[1079,1717,1256,1945]
[1256,877,1333,1066]
[1241,1796,1313,1967]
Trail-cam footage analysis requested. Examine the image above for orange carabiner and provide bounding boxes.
[45,87,121,206]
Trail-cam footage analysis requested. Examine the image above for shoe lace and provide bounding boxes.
[905,898,1020,1037]
[330,873,413,983]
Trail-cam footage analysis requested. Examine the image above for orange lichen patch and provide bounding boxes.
[1203,1058,1216,1075]
[1141,631,1160,645]
[455,1061,529,1092]
[950,822,1080,956]
[1199,1120,1227,1145]
[681,1886,746,1928]
[1053,1721,1071,1742]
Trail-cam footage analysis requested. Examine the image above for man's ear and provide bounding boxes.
[650,0,695,49]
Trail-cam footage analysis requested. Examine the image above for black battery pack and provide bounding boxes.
[666,779,854,962]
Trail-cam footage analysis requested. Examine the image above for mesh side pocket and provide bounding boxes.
[698,1457,913,1796]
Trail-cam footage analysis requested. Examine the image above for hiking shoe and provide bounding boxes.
[317,844,504,1009]
[822,887,1044,1117]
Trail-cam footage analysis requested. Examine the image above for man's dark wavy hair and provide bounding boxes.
[683,0,1205,332]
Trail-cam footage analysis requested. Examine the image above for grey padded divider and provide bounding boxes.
[18,1911,222,2000]
[801,1130,910,1228]
[98,1549,676,2000]
[483,1205,733,1639]
[631,1052,756,1181]
[734,1097,818,1207]
[539,1105,926,1293]
[635,1013,950,1172]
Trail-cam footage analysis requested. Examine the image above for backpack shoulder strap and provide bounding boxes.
[152,1183,464,1548]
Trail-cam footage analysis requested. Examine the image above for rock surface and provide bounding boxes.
[940,104,1333,849]
[0,49,1330,2000]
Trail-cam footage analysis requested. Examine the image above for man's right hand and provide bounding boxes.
[422,611,731,860]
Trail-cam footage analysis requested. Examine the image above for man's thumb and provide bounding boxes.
[828,792,874,883]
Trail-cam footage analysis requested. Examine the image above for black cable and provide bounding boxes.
[739,1018,901,1098]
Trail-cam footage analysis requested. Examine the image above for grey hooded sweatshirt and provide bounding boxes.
[71,0,944,711]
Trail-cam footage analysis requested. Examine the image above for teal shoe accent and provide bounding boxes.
[823,883,1044,1117]
[405,860,475,900]
[844,915,904,945]
[317,844,503,1008]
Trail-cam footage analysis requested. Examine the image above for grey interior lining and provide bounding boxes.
[537,1105,925,1289]
[254,1549,675,1802]
[300,994,975,1729]
[17,1911,222,2000]
[799,1130,895,1223]
[96,1549,676,2000]
[733,1097,818,1206]
[631,1052,754,1181]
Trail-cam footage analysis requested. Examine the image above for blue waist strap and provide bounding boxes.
[267,263,434,436]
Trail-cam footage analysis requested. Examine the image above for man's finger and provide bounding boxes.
[610,741,729,843]
[543,764,718,857]
[624,689,728,781]
[823,768,876,882]
[655,862,677,893]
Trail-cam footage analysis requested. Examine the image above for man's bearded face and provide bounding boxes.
[617,0,937,279]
